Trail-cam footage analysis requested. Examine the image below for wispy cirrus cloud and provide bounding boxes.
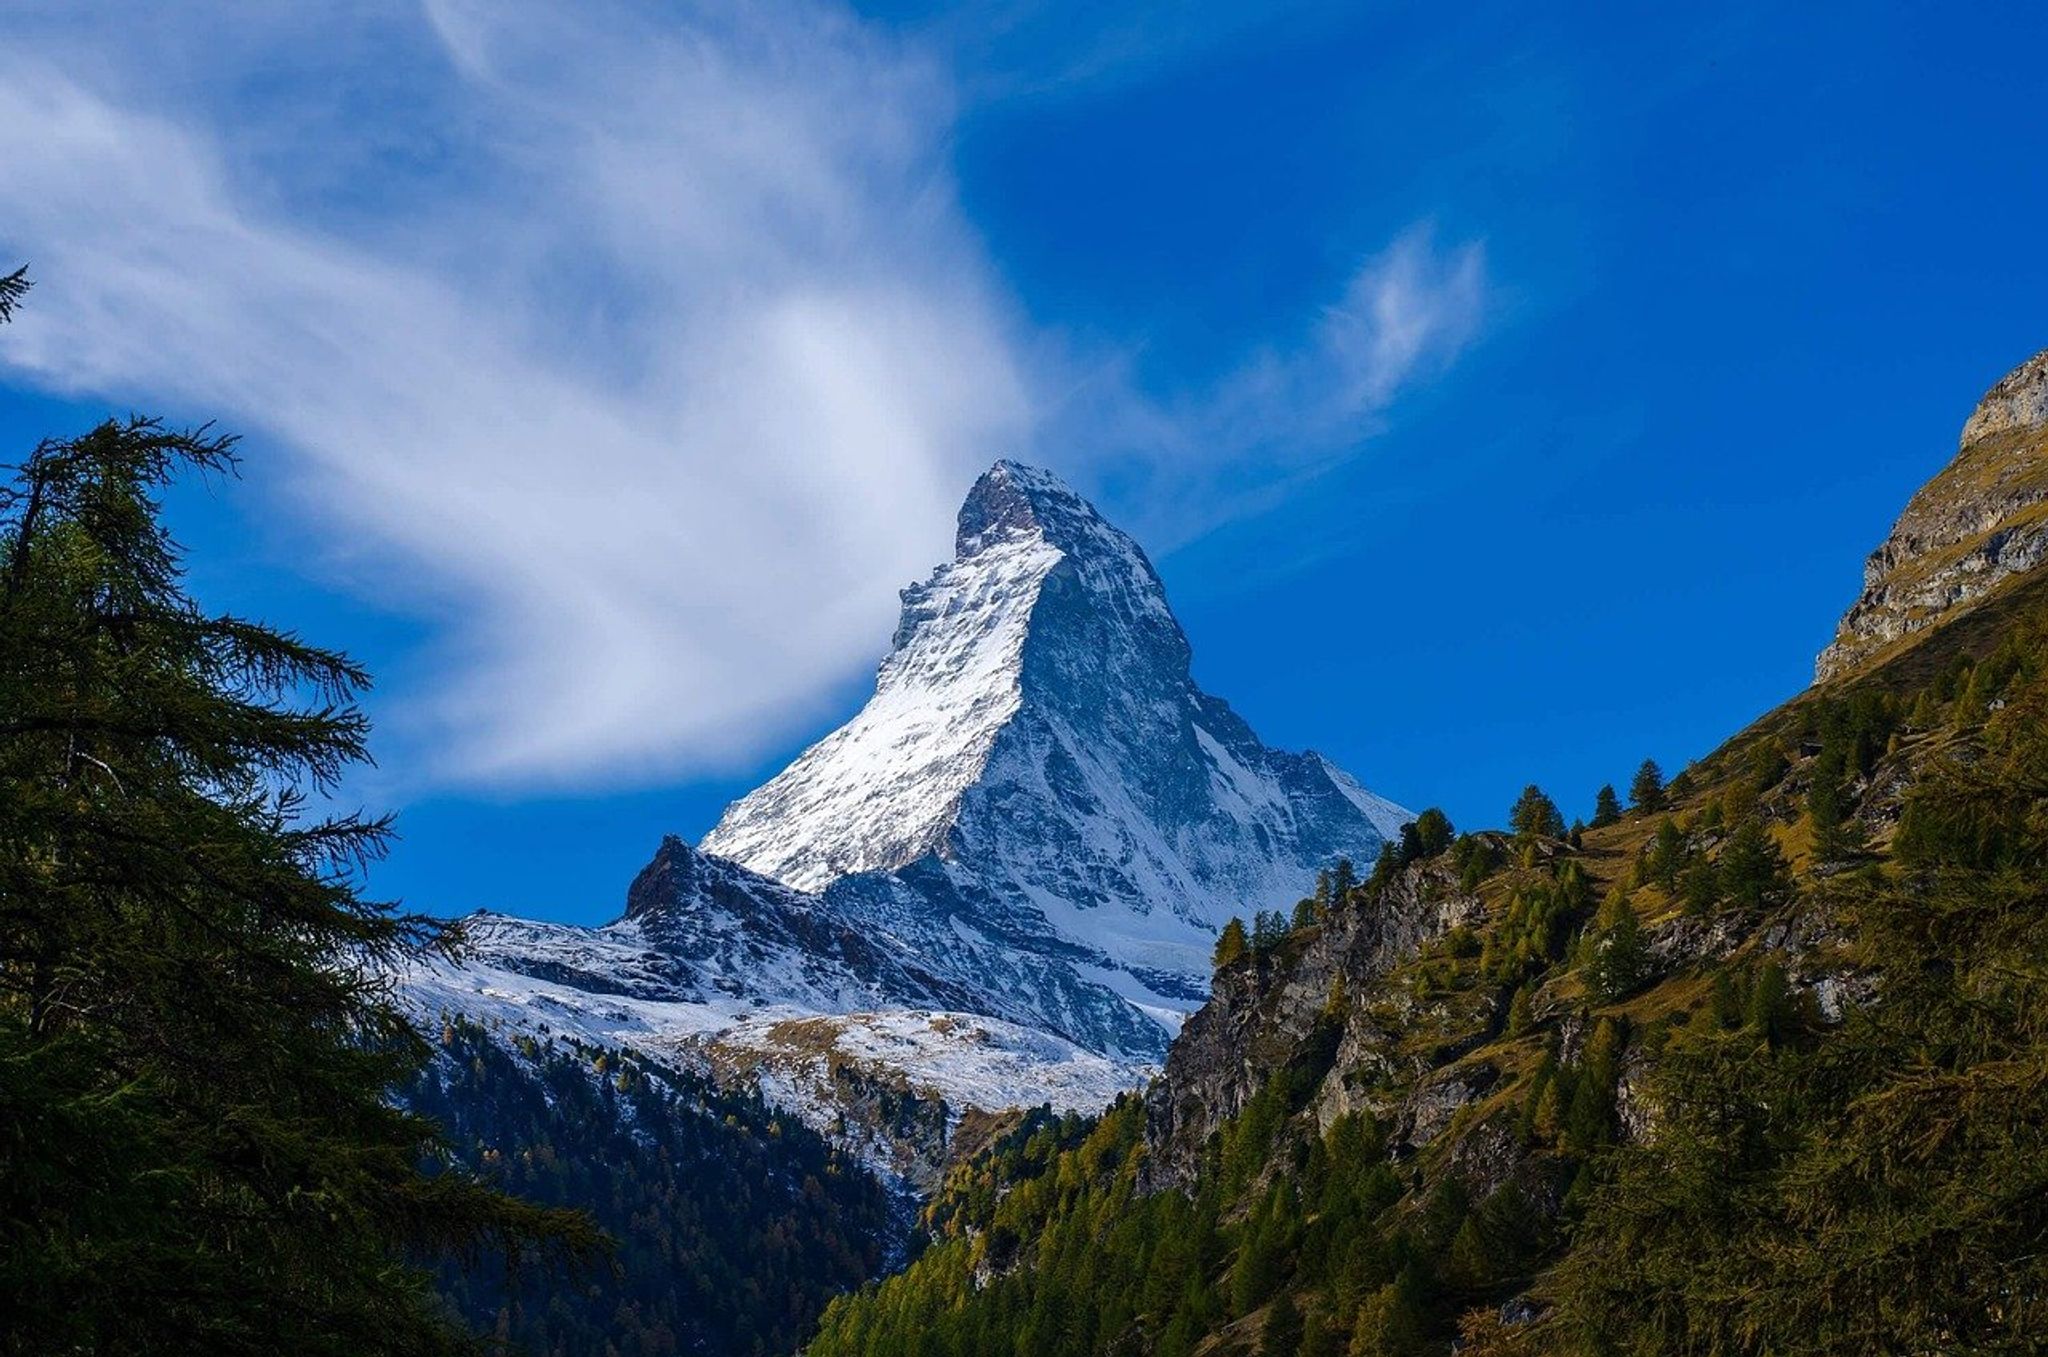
[0,0,1486,791]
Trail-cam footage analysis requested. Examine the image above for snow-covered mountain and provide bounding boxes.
[705,460,1407,1044]
[406,460,1408,1179]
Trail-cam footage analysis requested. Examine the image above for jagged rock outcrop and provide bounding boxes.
[706,459,1408,1052]
[1817,347,2048,681]
[1141,851,1487,1191]
[408,460,1413,1180]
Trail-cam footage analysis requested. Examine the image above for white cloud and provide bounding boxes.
[1070,225,1488,549]
[0,0,1485,792]
[1204,225,1487,460]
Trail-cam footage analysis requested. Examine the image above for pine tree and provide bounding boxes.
[1681,859,1720,915]
[1719,816,1788,911]
[1214,918,1250,970]
[1629,759,1666,814]
[1744,959,1792,1048]
[1591,783,1623,828]
[0,364,595,1349]
[1585,891,1650,1003]
[1259,1291,1304,1357]
[1506,984,1535,1036]
[1563,1019,1624,1156]
[1403,807,1456,860]
[1348,1276,1427,1356]
[1300,1309,1341,1357]
[1645,817,1687,890]
[1509,785,1566,841]
[1557,649,2048,1351]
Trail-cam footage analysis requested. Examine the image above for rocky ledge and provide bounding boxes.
[1816,346,2048,682]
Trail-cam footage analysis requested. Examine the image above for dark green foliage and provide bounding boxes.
[1747,740,1789,793]
[415,1019,894,1357]
[807,1098,1197,1357]
[1561,1018,1625,1158]
[0,374,590,1351]
[815,611,2048,1357]
[1450,832,1503,890]
[1629,758,1666,814]
[1299,1308,1340,1357]
[1508,785,1566,841]
[1555,626,2048,1354]
[809,1094,1435,1357]
[1590,783,1622,828]
[1583,891,1650,1004]
[1804,692,1893,862]
[1642,816,1689,890]
[1442,1184,1549,1294]
[1252,909,1290,952]
[1718,815,1789,911]
[1679,856,1720,914]
[1348,1273,1429,1356]
[1480,859,1591,990]
[1258,1290,1303,1355]
[1393,808,1456,867]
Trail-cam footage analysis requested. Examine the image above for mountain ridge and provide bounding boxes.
[705,459,1407,1031]
[406,459,1410,1185]
[1816,345,2048,682]
[807,344,2048,1357]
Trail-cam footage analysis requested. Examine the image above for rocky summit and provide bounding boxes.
[405,460,1407,1181]
[705,459,1409,1040]
[1816,347,2048,682]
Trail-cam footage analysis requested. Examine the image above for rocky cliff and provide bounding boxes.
[1142,848,1489,1191]
[1816,347,2048,681]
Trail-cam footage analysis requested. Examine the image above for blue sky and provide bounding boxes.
[3,1,2046,925]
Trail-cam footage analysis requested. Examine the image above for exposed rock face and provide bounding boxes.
[705,460,1409,1053]
[1817,347,2048,682]
[1960,348,2048,448]
[407,461,1413,1180]
[1141,851,1487,1192]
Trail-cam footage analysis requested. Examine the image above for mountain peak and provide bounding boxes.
[957,459,1075,545]
[699,460,1406,1052]
[1959,347,2048,451]
[1817,345,2048,682]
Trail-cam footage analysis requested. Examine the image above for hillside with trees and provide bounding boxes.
[806,573,2048,1355]
[0,273,899,1357]
[414,1018,899,1357]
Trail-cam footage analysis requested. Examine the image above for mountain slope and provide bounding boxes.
[404,460,1409,1198]
[413,1017,899,1357]
[1817,346,2048,681]
[807,347,2048,1357]
[707,460,1407,1034]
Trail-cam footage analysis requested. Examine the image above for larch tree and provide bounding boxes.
[0,276,596,1353]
